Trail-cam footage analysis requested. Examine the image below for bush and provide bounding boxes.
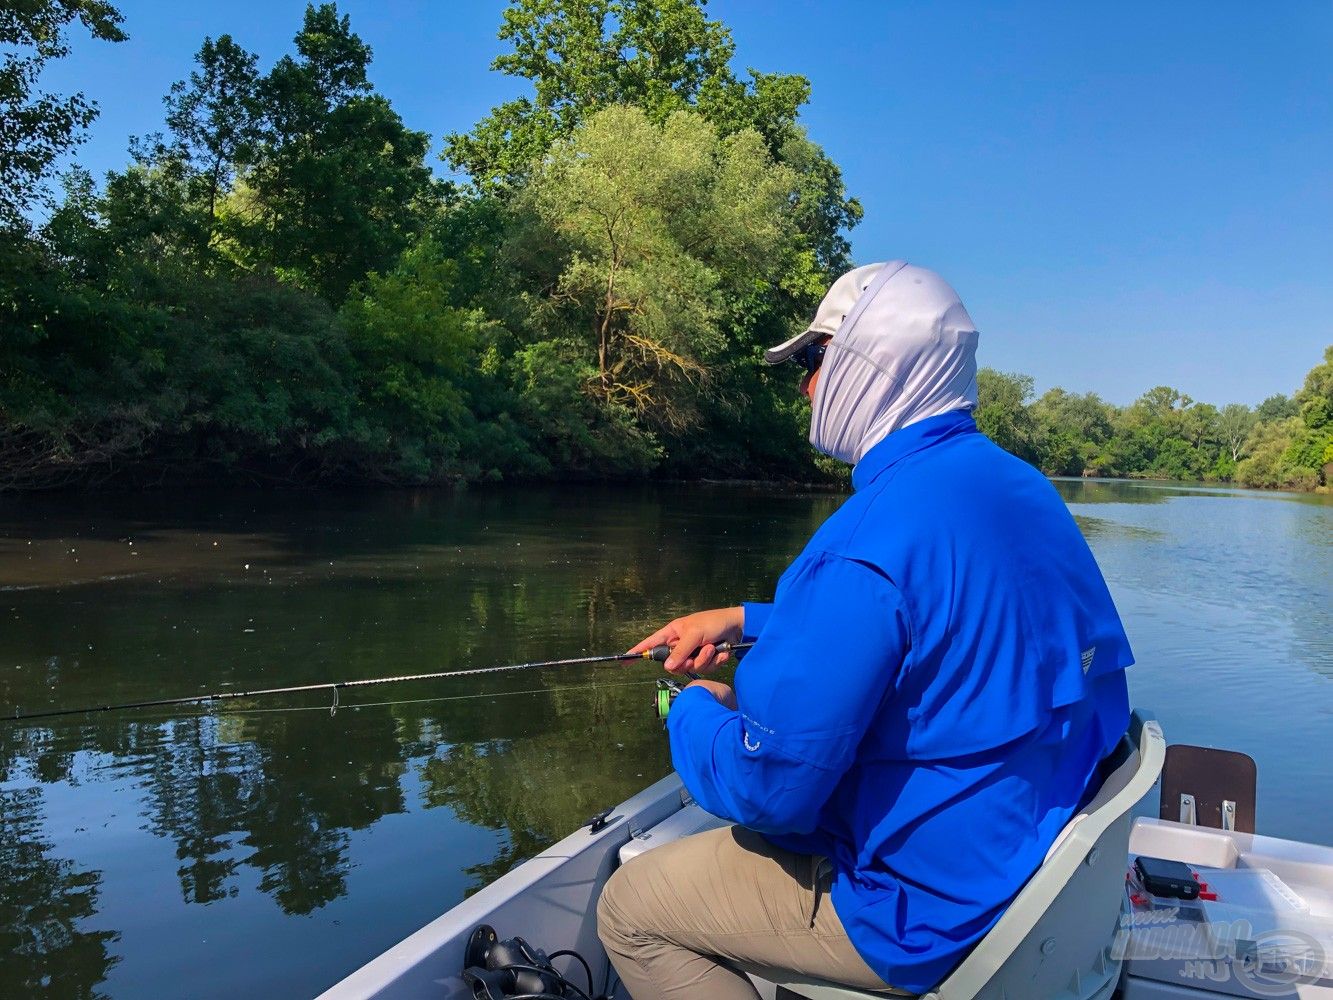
[510,340,662,477]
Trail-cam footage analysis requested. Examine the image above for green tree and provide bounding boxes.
[1255,393,1298,422]
[1289,345,1333,480]
[1,161,187,490]
[98,156,212,269]
[1030,387,1114,475]
[1235,417,1316,490]
[509,338,662,475]
[1181,401,1218,449]
[340,240,542,482]
[1216,403,1256,463]
[1294,345,1333,433]
[236,3,441,302]
[2,155,363,489]
[446,0,859,274]
[450,0,780,186]
[0,0,125,225]
[142,33,263,244]
[975,368,1038,463]
[1135,385,1192,420]
[514,105,797,434]
[1105,386,1210,480]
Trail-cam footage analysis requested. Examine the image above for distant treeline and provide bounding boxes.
[976,361,1332,490]
[2,1,1329,492]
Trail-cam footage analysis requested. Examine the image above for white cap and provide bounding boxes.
[763,264,887,365]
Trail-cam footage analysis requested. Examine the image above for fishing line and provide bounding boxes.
[4,642,751,723]
[227,679,660,716]
[12,680,664,732]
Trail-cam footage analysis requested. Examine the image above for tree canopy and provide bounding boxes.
[516,106,796,431]
[447,0,800,185]
[0,0,1327,495]
[444,0,859,276]
[0,0,125,226]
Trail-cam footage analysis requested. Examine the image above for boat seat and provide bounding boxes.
[739,710,1166,1000]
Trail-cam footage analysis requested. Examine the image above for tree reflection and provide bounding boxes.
[1050,478,1237,505]
[1069,514,1165,542]
[418,678,673,894]
[0,483,830,992]
[138,708,409,915]
[144,717,250,904]
[237,710,408,914]
[0,787,118,999]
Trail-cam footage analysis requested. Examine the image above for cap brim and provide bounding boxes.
[763,327,823,366]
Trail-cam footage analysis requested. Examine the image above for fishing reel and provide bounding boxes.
[462,924,596,999]
[649,641,753,723]
[654,677,686,722]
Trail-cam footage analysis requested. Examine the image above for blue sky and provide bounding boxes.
[37,1,1333,406]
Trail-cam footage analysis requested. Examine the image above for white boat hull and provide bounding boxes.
[319,773,691,1000]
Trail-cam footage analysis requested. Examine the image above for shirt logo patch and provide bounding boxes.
[743,730,762,752]
[1081,647,1096,674]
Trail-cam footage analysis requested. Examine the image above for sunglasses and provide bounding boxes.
[790,341,828,375]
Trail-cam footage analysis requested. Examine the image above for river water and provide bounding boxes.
[0,481,1329,998]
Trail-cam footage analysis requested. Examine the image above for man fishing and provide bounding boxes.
[597,261,1133,998]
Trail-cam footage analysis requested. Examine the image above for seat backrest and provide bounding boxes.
[921,710,1166,1000]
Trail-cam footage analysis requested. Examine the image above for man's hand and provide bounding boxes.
[685,678,737,711]
[629,606,744,675]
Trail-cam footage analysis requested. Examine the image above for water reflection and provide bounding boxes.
[419,678,672,896]
[1070,515,1166,542]
[1051,478,1174,505]
[135,710,409,915]
[1052,477,1333,507]
[0,481,1327,998]
[0,486,820,997]
[0,786,119,996]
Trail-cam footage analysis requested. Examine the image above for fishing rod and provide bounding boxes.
[4,641,753,724]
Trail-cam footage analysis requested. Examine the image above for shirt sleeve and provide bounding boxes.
[668,550,911,835]
[740,601,773,641]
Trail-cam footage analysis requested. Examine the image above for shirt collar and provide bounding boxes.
[851,409,979,492]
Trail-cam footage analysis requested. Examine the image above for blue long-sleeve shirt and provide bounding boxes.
[667,411,1131,993]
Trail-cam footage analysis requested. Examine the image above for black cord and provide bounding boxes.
[547,950,594,997]
[498,963,592,1000]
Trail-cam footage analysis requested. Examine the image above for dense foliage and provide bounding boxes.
[0,0,1329,492]
[976,352,1333,490]
[0,0,126,225]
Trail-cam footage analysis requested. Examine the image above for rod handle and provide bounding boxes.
[645,641,745,662]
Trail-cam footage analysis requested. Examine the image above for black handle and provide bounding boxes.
[647,641,748,663]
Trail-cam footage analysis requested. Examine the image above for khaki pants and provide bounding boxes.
[597,825,901,999]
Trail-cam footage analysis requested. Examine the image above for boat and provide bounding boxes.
[318,711,1333,999]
